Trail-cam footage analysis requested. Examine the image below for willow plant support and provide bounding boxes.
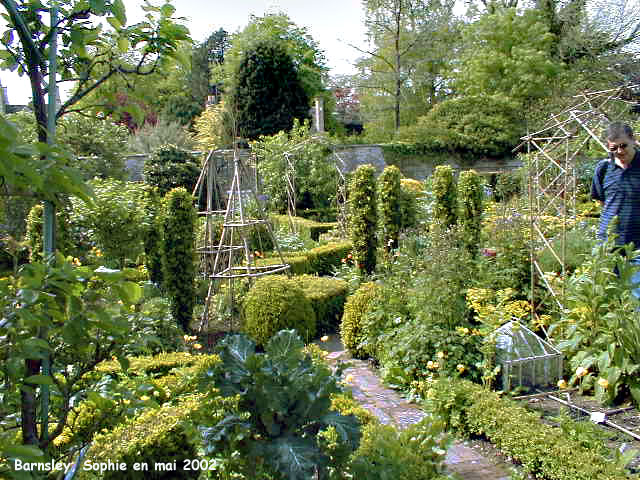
[519,84,640,327]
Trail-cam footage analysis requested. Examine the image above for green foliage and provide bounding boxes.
[24,204,44,263]
[256,241,352,276]
[295,275,348,335]
[340,282,382,359]
[494,170,523,202]
[431,165,457,229]
[536,221,597,275]
[70,179,147,267]
[0,115,91,206]
[200,330,361,480]
[454,8,563,107]
[478,204,531,294]
[0,255,157,468]
[251,120,336,213]
[396,95,523,157]
[162,188,197,332]
[425,378,635,480]
[77,395,203,480]
[231,40,310,140]
[348,416,450,480]
[223,13,328,104]
[242,275,316,346]
[142,187,164,285]
[192,101,234,151]
[143,145,201,197]
[8,111,130,180]
[457,170,484,256]
[551,236,640,406]
[399,178,422,230]
[127,117,196,155]
[378,165,402,252]
[349,164,378,274]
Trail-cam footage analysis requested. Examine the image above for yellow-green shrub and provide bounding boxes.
[349,165,377,274]
[296,275,348,334]
[306,241,352,275]
[77,394,203,480]
[426,378,634,480]
[96,352,198,376]
[378,165,402,252]
[243,275,316,345]
[256,254,311,275]
[348,416,450,480]
[270,214,337,241]
[400,178,422,230]
[340,282,382,358]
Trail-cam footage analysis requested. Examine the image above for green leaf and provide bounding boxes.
[24,374,53,385]
[115,281,142,304]
[111,0,127,26]
[160,3,175,17]
[265,436,322,480]
[89,0,106,14]
[106,16,122,30]
[116,36,129,53]
[3,444,44,460]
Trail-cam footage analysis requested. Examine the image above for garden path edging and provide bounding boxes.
[318,335,513,480]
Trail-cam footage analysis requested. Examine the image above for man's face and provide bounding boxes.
[607,134,636,164]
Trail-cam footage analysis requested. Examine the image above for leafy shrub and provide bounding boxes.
[243,275,316,345]
[270,214,337,242]
[200,331,362,480]
[251,119,336,213]
[77,395,203,480]
[431,165,457,229]
[494,170,523,202]
[399,178,422,230]
[395,94,523,157]
[69,179,147,267]
[551,236,640,406]
[143,145,200,196]
[257,241,353,276]
[378,165,402,252]
[24,202,73,262]
[192,100,234,151]
[536,221,597,274]
[349,164,377,274]
[340,282,382,358]
[8,110,129,180]
[425,378,635,480]
[296,275,348,335]
[163,188,197,332]
[457,169,484,256]
[348,416,450,480]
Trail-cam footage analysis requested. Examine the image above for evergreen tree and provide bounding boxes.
[231,40,310,140]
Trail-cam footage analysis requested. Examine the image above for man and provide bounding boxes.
[591,122,640,297]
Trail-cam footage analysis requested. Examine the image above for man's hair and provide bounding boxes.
[606,122,634,140]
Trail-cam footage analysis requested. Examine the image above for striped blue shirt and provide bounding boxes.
[591,151,640,247]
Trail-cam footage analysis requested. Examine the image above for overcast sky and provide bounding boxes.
[0,0,368,105]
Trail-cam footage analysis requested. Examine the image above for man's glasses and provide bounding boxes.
[609,143,628,151]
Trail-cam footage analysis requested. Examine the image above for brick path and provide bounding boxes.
[318,335,513,480]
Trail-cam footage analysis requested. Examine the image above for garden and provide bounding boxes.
[3,0,640,479]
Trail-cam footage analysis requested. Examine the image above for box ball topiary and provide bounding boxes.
[243,275,316,346]
[340,282,382,359]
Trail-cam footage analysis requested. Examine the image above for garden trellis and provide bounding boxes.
[193,148,289,333]
[521,84,640,320]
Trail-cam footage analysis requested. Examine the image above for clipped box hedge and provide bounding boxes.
[76,394,203,480]
[257,241,352,276]
[296,275,348,335]
[426,378,635,480]
[270,214,338,241]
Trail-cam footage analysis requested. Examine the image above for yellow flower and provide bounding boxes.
[436,351,445,359]
[153,391,160,397]
[427,360,435,369]
[320,335,329,342]
[130,305,135,311]
[456,364,465,373]
[140,395,150,401]
[344,374,354,384]
[557,379,568,389]
[123,399,130,405]
[193,343,203,350]
[183,334,190,341]
[575,366,588,378]
[597,378,609,389]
